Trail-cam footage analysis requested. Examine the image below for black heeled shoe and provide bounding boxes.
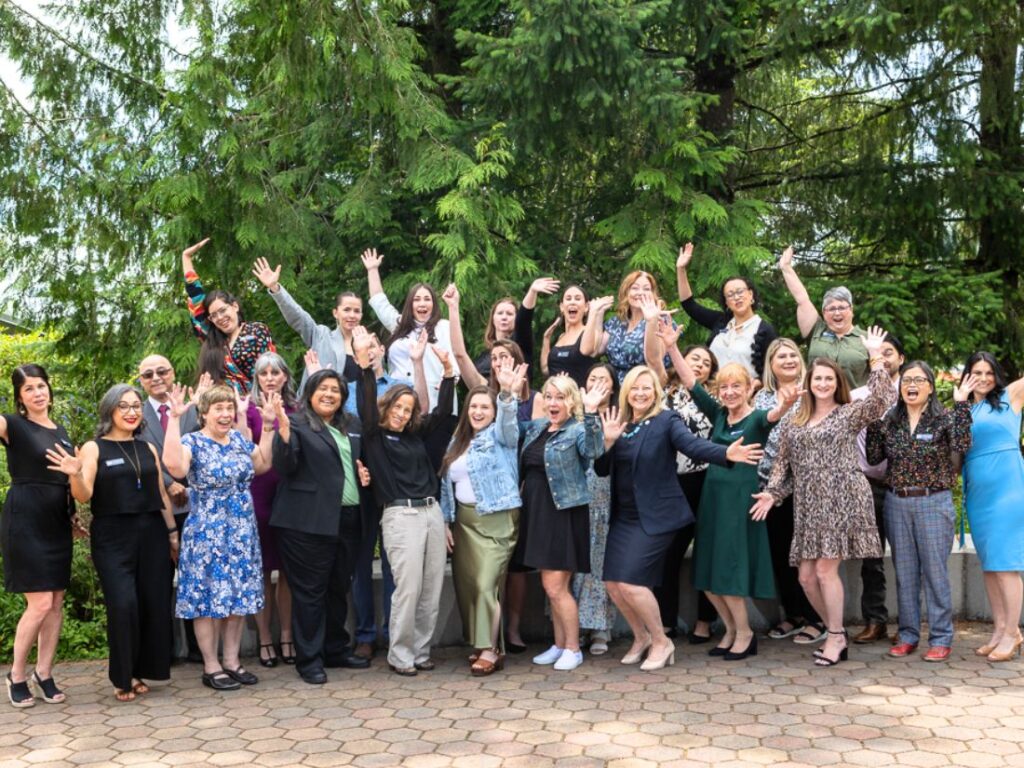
[814,630,849,667]
[259,644,279,668]
[279,641,296,665]
[724,634,758,661]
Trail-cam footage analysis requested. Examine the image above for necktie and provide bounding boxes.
[159,404,169,432]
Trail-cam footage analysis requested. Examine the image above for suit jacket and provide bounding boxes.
[140,400,199,513]
[270,415,363,537]
[596,409,729,535]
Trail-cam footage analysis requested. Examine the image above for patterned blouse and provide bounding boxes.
[604,315,671,383]
[666,386,714,474]
[865,402,972,491]
[185,270,276,394]
[754,388,802,486]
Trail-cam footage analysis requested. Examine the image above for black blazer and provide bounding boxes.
[270,415,363,537]
[596,409,729,536]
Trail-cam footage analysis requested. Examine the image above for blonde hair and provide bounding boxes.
[616,270,663,321]
[196,385,236,427]
[618,366,666,423]
[716,362,754,393]
[761,338,806,394]
[543,375,584,422]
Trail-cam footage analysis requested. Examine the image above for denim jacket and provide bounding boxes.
[440,395,521,523]
[520,411,605,510]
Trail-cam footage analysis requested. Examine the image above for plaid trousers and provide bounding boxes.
[884,490,956,647]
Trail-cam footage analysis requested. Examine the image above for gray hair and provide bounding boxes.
[95,384,146,440]
[249,352,298,409]
[821,286,854,310]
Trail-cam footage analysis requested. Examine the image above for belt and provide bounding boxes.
[388,497,436,508]
[892,487,946,498]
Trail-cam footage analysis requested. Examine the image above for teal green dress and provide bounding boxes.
[690,385,777,599]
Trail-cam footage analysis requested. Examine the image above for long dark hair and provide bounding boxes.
[487,340,530,401]
[962,351,1007,411]
[439,385,496,478]
[386,282,441,356]
[295,369,353,433]
[12,363,52,415]
[719,276,759,311]
[198,289,243,383]
[665,345,718,395]
[585,362,620,408]
[886,361,944,429]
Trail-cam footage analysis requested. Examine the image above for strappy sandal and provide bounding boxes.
[814,630,849,667]
[768,621,800,640]
[6,673,35,708]
[470,650,505,677]
[131,680,149,695]
[259,643,279,668]
[114,688,136,702]
[792,622,826,645]
[279,641,296,665]
[31,672,66,703]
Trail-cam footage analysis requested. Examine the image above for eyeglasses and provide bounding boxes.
[823,304,850,314]
[724,289,749,300]
[901,376,930,386]
[139,367,171,380]
[117,402,144,413]
[208,306,233,321]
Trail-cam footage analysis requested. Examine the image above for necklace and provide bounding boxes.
[623,419,650,439]
[114,439,143,491]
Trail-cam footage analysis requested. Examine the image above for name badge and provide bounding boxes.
[349,432,361,438]
[730,429,743,437]
[915,433,934,442]
[556,351,568,358]
[385,434,401,442]
[105,458,125,467]
[59,438,73,449]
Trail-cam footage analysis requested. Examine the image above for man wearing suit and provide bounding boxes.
[137,354,201,662]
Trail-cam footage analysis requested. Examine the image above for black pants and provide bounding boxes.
[275,506,360,677]
[860,480,889,624]
[655,472,717,630]
[172,512,199,660]
[766,496,821,625]
[91,512,172,691]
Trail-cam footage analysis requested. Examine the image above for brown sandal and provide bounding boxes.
[131,680,149,695]
[470,651,505,677]
[114,689,136,702]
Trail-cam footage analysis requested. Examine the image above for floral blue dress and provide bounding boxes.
[604,316,672,383]
[175,431,264,619]
[572,468,617,632]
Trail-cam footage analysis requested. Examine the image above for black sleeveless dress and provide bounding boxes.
[548,335,595,388]
[0,414,75,592]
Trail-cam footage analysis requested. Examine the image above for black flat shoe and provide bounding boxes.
[688,631,712,645]
[506,641,527,654]
[258,644,279,668]
[201,671,241,691]
[223,666,258,685]
[280,641,296,665]
[301,669,327,685]
[724,634,758,661]
[414,660,435,671]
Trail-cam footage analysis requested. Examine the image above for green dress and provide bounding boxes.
[690,384,777,599]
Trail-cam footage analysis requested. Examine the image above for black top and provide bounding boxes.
[613,428,640,514]
[360,366,455,507]
[679,297,778,379]
[91,438,164,517]
[548,334,595,387]
[473,305,535,378]
[341,356,361,387]
[2,413,73,488]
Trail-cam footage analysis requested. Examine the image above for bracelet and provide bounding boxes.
[262,426,275,432]
[167,526,178,534]
[868,356,883,366]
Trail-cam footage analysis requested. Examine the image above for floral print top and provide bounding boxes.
[865,402,972,491]
[604,315,671,383]
[185,269,276,393]
[666,386,714,474]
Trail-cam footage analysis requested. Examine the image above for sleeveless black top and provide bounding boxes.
[548,335,595,388]
[91,438,164,517]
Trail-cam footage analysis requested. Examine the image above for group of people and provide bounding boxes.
[3,237,1023,707]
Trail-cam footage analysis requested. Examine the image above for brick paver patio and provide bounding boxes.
[2,623,1022,767]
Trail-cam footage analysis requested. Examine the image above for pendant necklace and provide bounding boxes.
[116,439,143,490]
[623,419,650,440]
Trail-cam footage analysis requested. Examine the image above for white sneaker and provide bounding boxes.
[553,649,584,671]
[532,645,564,665]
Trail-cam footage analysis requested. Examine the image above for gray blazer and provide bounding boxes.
[268,285,348,393]
[140,400,199,513]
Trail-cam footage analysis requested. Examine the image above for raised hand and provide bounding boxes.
[410,329,428,363]
[590,295,615,316]
[530,277,561,297]
[861,325,887,357]
[749,491,775,521]
[235,392,251,420]
[182,238,210,262]
[677,242,694,270]
[954,373,980,403]
[304,349,324,375]
[441,282,460,307]
[46,443,82,477]
[637,293,663,322]
[352,332,373,369]
[726,436,764,465]
[357,459,371,488]
[251,257,282,292]
[167,383,190,418]
[430,344,454,377]
[260,391,281,426]
[360,247,383,271]
[778,383,804,411]
[496,360,528,395]
[655,314,682,348]
[600,406,626,443]
[193,372,214,401]
[543,317,562,338]
[582,378,611,412]
[778,246,794,271]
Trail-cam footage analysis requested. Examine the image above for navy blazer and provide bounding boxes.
[270,415,363,537]
[596,409,729,535]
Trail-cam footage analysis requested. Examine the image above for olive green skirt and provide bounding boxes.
[453,502,519,650]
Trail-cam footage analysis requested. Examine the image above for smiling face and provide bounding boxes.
[770,345,802,385]
[822,299,853,334]
[626,274,654,310]
[684,348,714,385]
[586,367,615,409]
[809,364,838,404]
[138,355,175,400]
[17,376,51,416]
[626,372,657,420]
[491,301,516,336]
[969,359,996,398]
[205,400,237,438]
[900,366,932,409]
[386,393,417,432]
[113,391,144,433]
[722,278,753,317]
[411,287,434,324]
[560,286,588,326]
[332,296,363,333]
[880,341,905,379]
[206,297,240,335]
[310,378,343,420]
[467,392,496,434]
[717,373,753,414]
[543,382,571,427]
[258,365,287,395]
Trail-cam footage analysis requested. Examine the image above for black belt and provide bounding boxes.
[388,497,436,508]
[892,487,947,498]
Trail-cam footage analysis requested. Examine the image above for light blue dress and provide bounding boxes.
[964,391,1024,571]
[175,431,264,619]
